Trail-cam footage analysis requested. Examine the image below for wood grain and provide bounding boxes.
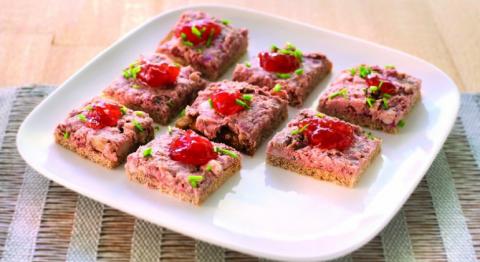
[0,0,478,91]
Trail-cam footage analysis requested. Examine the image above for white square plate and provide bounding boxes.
[17,5,459,261]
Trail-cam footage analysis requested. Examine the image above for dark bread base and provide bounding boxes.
[126,160,241,205]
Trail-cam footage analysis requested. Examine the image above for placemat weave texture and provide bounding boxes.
[0,86,479,262]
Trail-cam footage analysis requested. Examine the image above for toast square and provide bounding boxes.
[125,128,241,205]
[317,65,421,133]
[156,11,248,80]
[175,80,288,155]
[266,109,381,187]
[54,97,155,168]
[103,53,207,125]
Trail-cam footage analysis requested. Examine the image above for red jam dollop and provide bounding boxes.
[294,117,354,151]
[138,62,180,87]
[175,20,222,46]
[85,102,122,130]
[169,130,218,165]
[210,90,247,116]
[365,75,396,95]
[258,51,300,73]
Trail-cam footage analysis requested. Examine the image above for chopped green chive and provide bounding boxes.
[358,65,372,78]
[369,86,379,92]
[63,131,70,139]
[191,25,202,38]
[276,73,291,79]
[167,125,173,135]
[206,30,215,47]
[205,164,212,172]
[173,62,181,68]
[143,147,153,157]
[180,32,187,40]
[135,111,144,117]
[378,81,384,88]
[242,94,253,101]
[179,108,186,117]
[293,49,303,61]
[366,132,375,140]
[328,88,348,99]
[214,147,238,158]
[272,83,282,92]
[385,64,396,69]
[316,113,325,118]
[366,97,375,108]
[123,63,142,79]
[235,99,250,109]
[85,105,93,111]
[350,68,357,76]
[291,124,309,135]
[208,98,214,108]
[120,106,128,115]
[383,93,392,99]
[182,40,194,47]
[270,44,279,52]
[382,97,389,109]
[221,19,230,25]
[77,114,87,122]
[285,42,295,50]
[398,120,406,128]
[245,62,251,68]
[187,175,203,188]
[133,119,144,132]
[295,68,304,75]
[131,84,141,89]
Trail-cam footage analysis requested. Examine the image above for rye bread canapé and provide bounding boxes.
[176,80,288,155]
[54,97,155,168]
[233,42,332,106]
[125,128,241,205]
[317,64,421,133]
[103,53,207,125]
[266,109,381,187]
[157,11,248,80]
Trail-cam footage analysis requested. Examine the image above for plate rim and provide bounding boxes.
[16,4,460,261]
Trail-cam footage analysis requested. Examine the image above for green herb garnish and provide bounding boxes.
[295,68,304,75]
[276,73,291,79]
[221,19,230,25]
[366,132,375,140]
[328,88,348,99]
[85,105,93,111]
[398,120,406,128]
[188,175,204,188]
[272,83,282,92]
[366,97,375,108]
[133,119,144,132]
[214,147,238,158]
[191,25,202,38]
[120,106,128,115]
[270,44,279,52]
[182,40,194,47]
[242,94,253,102]
[123,62,141,79]
[350,68,357,76]
[77,114,87,122]
[208,98,214,108]
[235,99,250,109]
[205,164,212,172]
[291,124,309,135]
[245,62,251,68]
[316,113,325,118]
[206,30,215,47]
[369,86,379,92]
[63,131,70,139]
[143,147,153,157]
[180,32,187,40]
[179,108,186,117]
[131,84,141,89]
[135,111,144,117]
[382,97,389,109]
[358,65,372,78]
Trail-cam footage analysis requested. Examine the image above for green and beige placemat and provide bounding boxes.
[0,86,478,262]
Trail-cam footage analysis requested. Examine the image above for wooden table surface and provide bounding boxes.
[1,0,479,92]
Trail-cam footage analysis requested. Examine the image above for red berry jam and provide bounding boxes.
[294,117,354,151]
[365,75,396,95]
[169,130,218,165]
[85,102,122,130]
[175,20,222,46]
[210,90,247,116]
[258,52,300,73]
[138,62,180,87]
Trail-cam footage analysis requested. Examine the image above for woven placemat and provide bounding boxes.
[0,85,479,262]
